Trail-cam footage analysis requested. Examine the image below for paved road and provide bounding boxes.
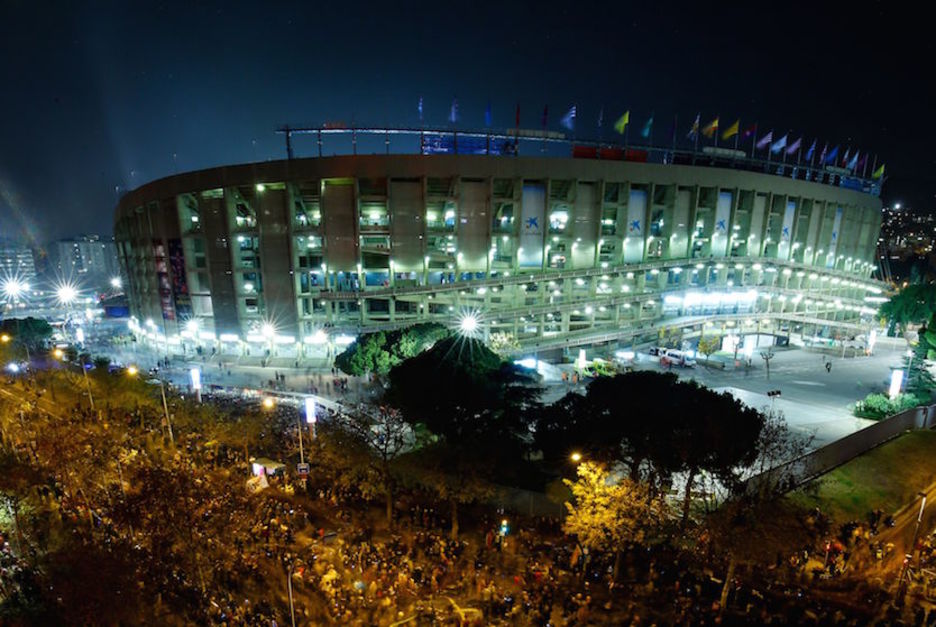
[81,322,910,449]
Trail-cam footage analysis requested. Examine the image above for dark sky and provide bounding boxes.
[0,0,932,244]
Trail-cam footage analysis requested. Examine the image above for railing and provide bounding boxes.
[277,125,883,197]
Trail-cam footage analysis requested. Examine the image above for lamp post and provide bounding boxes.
[897,491,927,604]
[80,353,95,410]
[127,366,173,444]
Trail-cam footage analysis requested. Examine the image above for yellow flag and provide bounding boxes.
[701,117,719,138]
[614,111,630,134]
[721,119,740,141]
[872,163,885,179]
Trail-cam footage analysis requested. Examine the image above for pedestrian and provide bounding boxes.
[825,361,832,373]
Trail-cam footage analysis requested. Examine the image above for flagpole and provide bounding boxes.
[734,123,740,151]
[861,152,870,179]
[671,113,678,154]
[751,123,758,159]
[713,119,719,149]
[869,154,878,181]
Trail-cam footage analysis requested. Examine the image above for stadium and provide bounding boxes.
[114,127,885,361]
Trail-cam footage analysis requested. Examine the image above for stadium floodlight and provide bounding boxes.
[261,322,276,339]
[110,276,122,289]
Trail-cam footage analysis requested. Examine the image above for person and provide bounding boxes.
[825,361,832,373]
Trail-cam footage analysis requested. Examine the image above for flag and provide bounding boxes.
[805,139,817,161]
[824,145,839,165]
[872,163,885,179]
[721,119,740,140]
[770,134,788,154]
[641,114,654,139]
[597,107,604,130]
[756,130,774,150]
[687,113,700,139]
[785,137,802,156]
[702,117,719,138]
[560,105,576,130]
[857,153,867,172]
[484,101,492,127]
[846,151,859,171]
[614,110,630,134]
[449,98,458,123]
[841,148,851,167]
[818,142,828,163]
[740,123,757,139]
[418,97,424,122]
[541,105,548,129]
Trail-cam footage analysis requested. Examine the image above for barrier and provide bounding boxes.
[745,403,936,496]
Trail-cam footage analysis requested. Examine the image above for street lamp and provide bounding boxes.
[110,276,122,289]
[570,452,583,463]
[129,365,174,444]
[262,396,276,410]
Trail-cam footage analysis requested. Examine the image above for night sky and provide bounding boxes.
[0,0,932,245]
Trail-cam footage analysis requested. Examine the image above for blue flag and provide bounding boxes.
[485,102,492,127]
[449,98,458,123]
[770,134,788,154]
[846,151,859,171]
[560,106,576,130]
[641,114,654,139]
[805,139,817,161]
[824,145,839,165]
[418,97,424,122]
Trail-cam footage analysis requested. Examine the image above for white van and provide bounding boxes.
[662,349,696,368]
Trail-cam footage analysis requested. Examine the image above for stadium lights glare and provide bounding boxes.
[458,313,478,335]
[55,283,78,305]
[1,278,28,300]
[110,276,122,289]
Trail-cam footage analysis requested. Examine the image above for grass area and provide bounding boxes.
[789,430,936,521]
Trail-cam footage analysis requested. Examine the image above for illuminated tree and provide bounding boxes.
[563,461,667,580]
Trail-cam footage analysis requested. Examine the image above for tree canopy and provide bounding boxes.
[0,317,53,354]
[387,335,541,537]
[878,283,936,334]
[334,322,450,375]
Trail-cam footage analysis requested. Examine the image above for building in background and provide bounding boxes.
[0,239,38,284]
[115,128,885,361]
[47,235,121,289]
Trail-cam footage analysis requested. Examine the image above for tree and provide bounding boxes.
[339,405,411,525]
[0,318,53,358]
[488,331,520,356]
[760,348,775,380]
[563,461,667,580]
[697,335,722,362]
[335,323,449,375]
[649,381,765,523]
[748,409,814,498]
[387,335,540,538]
[878,283,936,335]
[905,317,936,402]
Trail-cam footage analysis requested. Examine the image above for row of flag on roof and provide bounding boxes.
[420,97,885,179]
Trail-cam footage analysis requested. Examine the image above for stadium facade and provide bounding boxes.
[115,132,885,359]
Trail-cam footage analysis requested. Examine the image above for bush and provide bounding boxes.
[853,393,926,420]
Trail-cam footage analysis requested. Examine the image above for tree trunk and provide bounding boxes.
[681,468,697,525]
[719,555,736,617]
[385,488,393,528]
[613,549,623,582]
[450,498,459,540]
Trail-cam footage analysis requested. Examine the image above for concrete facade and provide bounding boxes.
[114,154,883,355]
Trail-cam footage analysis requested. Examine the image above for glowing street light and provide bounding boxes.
[570,452,583,463]
[261,322,276,339]
[52,348,64,360]
[1,278,28,301]
[0,333,9,344]
[262,396,276,410]
[110,276,122,289]
[56,283,78,306]
[126,365,138,376]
